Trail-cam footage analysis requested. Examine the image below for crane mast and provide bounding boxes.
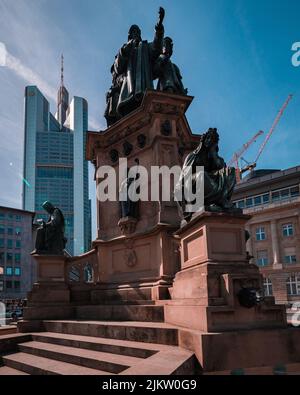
[254,94,293,165]
[228,130,264,182]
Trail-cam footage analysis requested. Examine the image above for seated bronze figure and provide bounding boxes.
[33,201,67,255]
[175,128,239,221]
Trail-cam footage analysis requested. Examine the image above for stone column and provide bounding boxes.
[271,220,281,268]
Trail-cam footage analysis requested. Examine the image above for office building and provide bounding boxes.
[22,58,91,255]
[0,206,35,299]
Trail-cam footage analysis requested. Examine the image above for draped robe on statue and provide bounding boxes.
[175,131,236,220]
[114,27,164,117]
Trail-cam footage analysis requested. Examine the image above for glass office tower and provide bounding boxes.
[22,78,91,255]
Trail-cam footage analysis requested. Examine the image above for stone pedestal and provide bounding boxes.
[22,254,72,322]
[165,212,287,331]
[87,91,200,300]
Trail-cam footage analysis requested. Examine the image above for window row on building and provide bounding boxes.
[255,223,295,241]
[0,213,23,221]
[0,267,22,276]
[0,226,22,235]
[263,275,300,296]
[37,166,73,179]
[0,239,22,249]
[0,280,21,292]
[0,252,21,263]
[256,249,297,267]
[234,185,300,209]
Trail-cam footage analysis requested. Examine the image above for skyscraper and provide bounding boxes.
[22,57,91,255]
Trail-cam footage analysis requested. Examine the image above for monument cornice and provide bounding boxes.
[86,90,195,161]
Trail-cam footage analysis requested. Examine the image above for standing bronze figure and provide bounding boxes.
[113,7,165,117]
[154,36,187,95]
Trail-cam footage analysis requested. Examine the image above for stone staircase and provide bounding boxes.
[0,304,199,375]
[2,303,300,375]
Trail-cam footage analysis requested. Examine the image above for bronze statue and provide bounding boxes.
[33,201,67,255]
[113,7,165,117]
[175,128,238,221]
[119,161,140,219]
[104,60,123,127]
[154,36,187,95]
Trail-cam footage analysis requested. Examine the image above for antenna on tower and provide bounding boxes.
[60,53,64,87]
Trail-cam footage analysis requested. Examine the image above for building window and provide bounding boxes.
[237,200,245,209]
[0,280,3,292]
[0,252,4,263]
[7,214,13,221]
[6,267,13,276]
[15,253,21,263]
[6,253,13,262]
[0,238,4,248]
[14,281,21,291]
[257,250,268,267]
[7,228,13,235]
[284,255,297,264]
[263,194,270,203]
[6,280,12,289]
[263,278,273,296]
[15,240,21,249]
[15,227,22,236]
[0,266,3,275]
[14,267,21,276]
[286,275,300,296]
[291,186,300,197]
[272,191,280,201]
[0,213,5,220]
[246,198,253,207]
[0,225,4,235]
[15,215,22,222]
[7,239,13,249]
[254,196,262,205]
[282,223,294,237]
[256,227,266,241]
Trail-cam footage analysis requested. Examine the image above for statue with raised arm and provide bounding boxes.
[155,36,187,95]
[175,128,238,222]
[33,201,67,255]
[113,7,165,117]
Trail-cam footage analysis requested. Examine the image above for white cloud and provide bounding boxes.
[1,41,57,102]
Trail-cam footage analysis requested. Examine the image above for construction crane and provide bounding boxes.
[241,94,293,175]
[228,130,264,182]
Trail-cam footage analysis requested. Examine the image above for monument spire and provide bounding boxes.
[57,53,69,128]
[60,53,64,87]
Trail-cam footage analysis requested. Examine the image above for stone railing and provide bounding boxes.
[65,249,99,285]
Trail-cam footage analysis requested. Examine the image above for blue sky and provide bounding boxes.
[0,0,299,238]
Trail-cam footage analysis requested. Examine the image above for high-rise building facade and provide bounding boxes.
[22,67,91,255]
[0,206,35,299]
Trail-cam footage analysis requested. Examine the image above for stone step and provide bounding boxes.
[3,352,111,375]
[18,341,142,374]
[75,304,164,322]
[205,362,300,375]
[43,320,179,345]
[88,300,157,306]
[32,332,163,358]
[0,366,29,375]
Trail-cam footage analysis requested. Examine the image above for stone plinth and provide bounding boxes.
[92,223,180,301]
[22,254,71,322]
[34,254,66,283]
[165,212,287,331]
